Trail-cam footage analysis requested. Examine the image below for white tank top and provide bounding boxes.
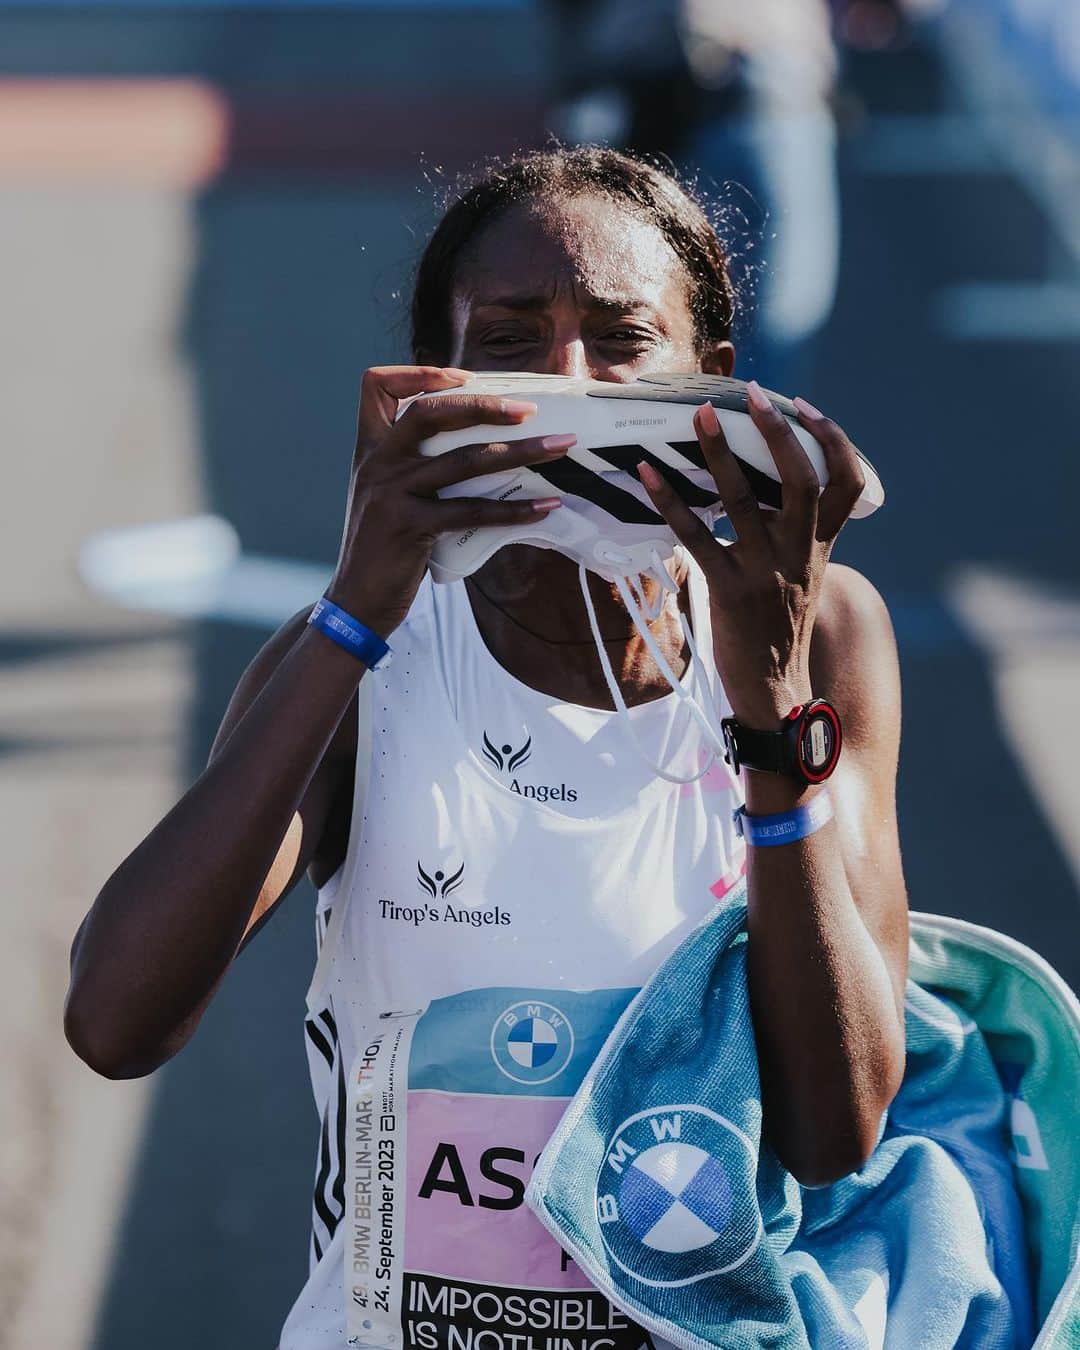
[280,563,746,1350]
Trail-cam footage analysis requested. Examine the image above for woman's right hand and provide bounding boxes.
[326,366,575,635]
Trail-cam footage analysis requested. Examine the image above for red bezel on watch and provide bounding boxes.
[789,699,843,784]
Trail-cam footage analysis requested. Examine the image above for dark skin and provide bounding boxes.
[65,193,907,1186]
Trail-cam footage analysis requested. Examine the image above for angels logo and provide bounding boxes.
[490,999,575,1086]
[417,860,465,899]
[482,730,532,773]
[480,728,579,804]
[406,859,511,928]
[595,1105,761,1287]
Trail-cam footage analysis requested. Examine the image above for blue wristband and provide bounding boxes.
[308,597,392,670]
[734,790,834,848]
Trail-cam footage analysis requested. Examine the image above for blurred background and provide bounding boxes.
[1,0,1077,1346]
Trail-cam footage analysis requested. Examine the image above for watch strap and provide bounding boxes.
[721,699,842,783]
[721,718,792,776]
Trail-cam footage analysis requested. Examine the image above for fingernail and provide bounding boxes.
[531,496,562,512]
[540,433,577,454]
[444,368,473,381]
[637,460,662,490]
[793,396,824,420]
[746,380,773,414]
[698,401,721,435]
[501,399,538,417]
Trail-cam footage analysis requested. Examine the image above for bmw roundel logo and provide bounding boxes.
[490,1000,575,1085]
[595,1104,762,1287]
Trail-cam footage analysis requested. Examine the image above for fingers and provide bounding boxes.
[418,493,562,537]
[792,398,866,541]
[745,381,818,545]
[411,433,577,494]
[636,461,720,571]
[692,401,770,555]
[357,365,472,446]
[387,392,539,458]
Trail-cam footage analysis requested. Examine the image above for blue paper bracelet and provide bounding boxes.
[734,790,834,848]
[308,597,392,670]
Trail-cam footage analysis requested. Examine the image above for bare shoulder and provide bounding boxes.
[816,563,894,645]
[811,563,900,750]
[813,569,908,982]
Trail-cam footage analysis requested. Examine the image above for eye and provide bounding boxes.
[476,326,537,352]
[600,327,656,349]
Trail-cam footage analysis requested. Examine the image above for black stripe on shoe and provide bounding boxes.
[591,444,721,509]
[530,457,665,525]
[668,441,783,511]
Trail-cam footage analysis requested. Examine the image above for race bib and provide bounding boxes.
[344,986,656,1350]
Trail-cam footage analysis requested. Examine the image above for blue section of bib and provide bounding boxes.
[407,985,638,1097]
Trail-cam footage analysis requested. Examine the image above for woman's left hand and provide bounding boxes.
[638,380,866,729]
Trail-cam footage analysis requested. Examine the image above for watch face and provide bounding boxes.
[803,716,833,772]
[797,705,841,781]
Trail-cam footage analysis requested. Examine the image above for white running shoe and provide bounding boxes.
[408,372,884,784]
[410,371,883,587]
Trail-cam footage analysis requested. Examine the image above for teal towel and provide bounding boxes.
[525,892,1034,1349]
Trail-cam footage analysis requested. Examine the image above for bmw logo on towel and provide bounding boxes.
[596,1105,762,1286]
[490,1000,575,1086]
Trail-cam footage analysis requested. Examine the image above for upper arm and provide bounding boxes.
[811,563,909,1001]
[210,610,358,948]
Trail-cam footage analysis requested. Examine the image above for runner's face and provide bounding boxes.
[447,194,734,382]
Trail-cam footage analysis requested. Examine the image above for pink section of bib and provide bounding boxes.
[404,1090,592,1289]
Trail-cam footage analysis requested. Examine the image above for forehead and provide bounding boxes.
[453,194,690,314]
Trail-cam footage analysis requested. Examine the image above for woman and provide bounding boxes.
[65,147,908,1348]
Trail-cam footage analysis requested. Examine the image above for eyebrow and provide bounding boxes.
[471,292,656,316]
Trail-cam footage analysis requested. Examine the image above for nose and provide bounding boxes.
[542,338,589,379]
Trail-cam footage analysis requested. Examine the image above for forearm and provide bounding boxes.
[638,389,907,1184]
[743,774,906,1187]
[66,626,364,1074]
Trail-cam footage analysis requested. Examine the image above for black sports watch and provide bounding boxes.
[720,699,842,785]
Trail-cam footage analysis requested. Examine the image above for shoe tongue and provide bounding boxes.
[576,560,724,786]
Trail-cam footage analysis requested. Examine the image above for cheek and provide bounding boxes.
[656,308,701,367]
[658,332,700,367]
[599,334,700,377]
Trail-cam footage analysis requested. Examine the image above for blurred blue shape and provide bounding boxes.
[955,0,1080,128]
